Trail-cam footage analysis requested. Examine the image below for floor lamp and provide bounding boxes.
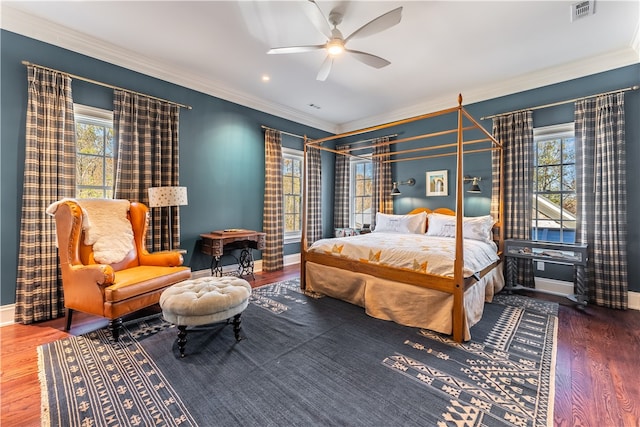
[148,186,188,250]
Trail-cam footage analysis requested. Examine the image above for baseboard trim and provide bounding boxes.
[0,304,16,327]
[534,277,574,296]
[629,291,640,311]
[1,258,636,326]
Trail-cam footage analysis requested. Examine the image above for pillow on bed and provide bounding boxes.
[373,212,427,234]
[426,213,495,241]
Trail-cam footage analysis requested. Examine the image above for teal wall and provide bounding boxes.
[0,30,334,305]
[2,29,638,307]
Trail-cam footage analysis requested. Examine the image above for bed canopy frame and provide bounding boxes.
[300,94,504,342]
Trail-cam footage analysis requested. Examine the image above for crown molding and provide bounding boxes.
[631,18,640,58]
[338,47,640,133]
[3,5,637,136]
[1,5,338,133]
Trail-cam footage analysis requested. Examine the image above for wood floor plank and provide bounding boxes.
[553,316,573,427]
[1,264,639,426]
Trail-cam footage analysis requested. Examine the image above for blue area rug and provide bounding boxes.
[39,278,557,426]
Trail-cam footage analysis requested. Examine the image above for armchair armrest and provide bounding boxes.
[69,264,116,286]
[139,250,184,267]
[62,264,115,313]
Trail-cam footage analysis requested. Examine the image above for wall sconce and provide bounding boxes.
[463,176,482,193]
[391,178,415,196]
[148,186,188,250]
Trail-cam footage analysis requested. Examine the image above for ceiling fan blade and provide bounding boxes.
[267,45,325,55]
[306,0,333,40]
[345,49,391,69]
[316,55,333,81]
[344,7,403,43]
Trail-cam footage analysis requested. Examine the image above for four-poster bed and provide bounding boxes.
[300,95,505,342]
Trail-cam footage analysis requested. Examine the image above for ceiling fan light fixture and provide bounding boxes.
[268,5,403,80]
[326,39,345,56]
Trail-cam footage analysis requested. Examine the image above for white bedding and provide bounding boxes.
[307,232,499,277]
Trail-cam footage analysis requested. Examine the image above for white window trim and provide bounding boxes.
[74,104,113,122]
[532,122,576,243]
[283,147,303,245]
[349,154,372,229]
[74,104,114,199]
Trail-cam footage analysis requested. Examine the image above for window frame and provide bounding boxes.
[532,122,576,243]
[282,147,303,244]
[74,104,115,199]
[349,155,373,229]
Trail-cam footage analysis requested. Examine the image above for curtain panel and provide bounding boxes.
[113,90,181,252]
[575,93,628,309]
[333,144,350,229]
[305,146,322,244]
[15,66,76,324]
[492,112,534,288]
[371,137,392,230]
[262,129,284,271]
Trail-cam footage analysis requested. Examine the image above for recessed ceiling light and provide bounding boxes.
[262,75,270,82]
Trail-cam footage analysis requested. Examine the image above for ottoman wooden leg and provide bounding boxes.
[232,313,244,342]
[177,325,188,358]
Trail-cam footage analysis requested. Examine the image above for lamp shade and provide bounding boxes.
[467,178,482,193]
[391,182,401,196]
[148,186,188,208]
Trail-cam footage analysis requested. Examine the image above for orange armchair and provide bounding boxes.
[51,199,191,341]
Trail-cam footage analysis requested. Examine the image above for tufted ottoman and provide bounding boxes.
[159,276,252,358]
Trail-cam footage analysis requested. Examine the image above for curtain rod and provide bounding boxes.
[261,125,309,140]
[480,84,639,120]
[22,60,192,110]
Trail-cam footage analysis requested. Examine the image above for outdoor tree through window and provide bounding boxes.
[75,105,114,198]
[283,149,302,242]
[532,124,576,243]
[351,159,372,229]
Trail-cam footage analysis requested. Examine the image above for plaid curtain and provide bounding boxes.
[575,93,627,309]
[372,137,392,230]
[262,129,283,271]
[493,112,534,288]
[113,90,181,252]
[15,66,75,324]
[306,145,322,244]
[333,144,350,228]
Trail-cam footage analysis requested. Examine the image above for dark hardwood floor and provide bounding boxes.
[1,264,639,426]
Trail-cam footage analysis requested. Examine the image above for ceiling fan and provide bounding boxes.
[267,1,403,81]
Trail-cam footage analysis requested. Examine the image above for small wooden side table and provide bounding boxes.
[199,230,266,279]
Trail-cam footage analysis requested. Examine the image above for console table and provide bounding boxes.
[504,239,589,308]
[200,230,266,279]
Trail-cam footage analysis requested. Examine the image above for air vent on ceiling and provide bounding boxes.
[571,0,595,22]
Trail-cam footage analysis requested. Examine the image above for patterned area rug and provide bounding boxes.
[39,278,557,426]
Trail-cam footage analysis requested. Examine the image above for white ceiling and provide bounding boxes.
[2,1,639,133]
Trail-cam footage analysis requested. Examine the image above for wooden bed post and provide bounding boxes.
[452,94,466,343]
[300,136,308,290]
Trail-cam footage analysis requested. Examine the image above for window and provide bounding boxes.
[532,123,576,243]
[350,158,373,228]
[283,148,302,243]
[74,105,114,198]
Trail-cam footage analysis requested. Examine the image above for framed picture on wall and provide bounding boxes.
[426,170,448,196]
